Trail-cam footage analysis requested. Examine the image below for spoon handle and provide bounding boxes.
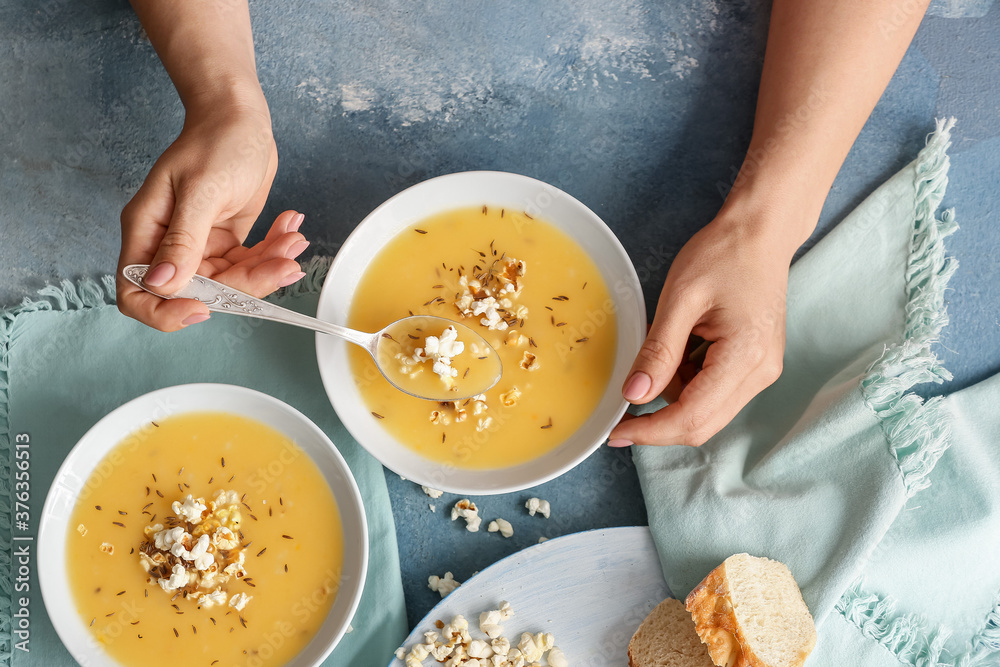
[122,265,372,347]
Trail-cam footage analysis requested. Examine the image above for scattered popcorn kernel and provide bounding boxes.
[99,542,114,555]
[428,571,461,597]
[77,524,87,537]
[525,497,551,519]
[451,499,482,532]
[487,518,514,538]
[421,485,444,499]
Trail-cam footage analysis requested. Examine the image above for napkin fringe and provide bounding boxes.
[838,580,1000,667]
[861,117,957,499]
[958,594,1000,667]
[837,580,952,666]
[0,261,330,663]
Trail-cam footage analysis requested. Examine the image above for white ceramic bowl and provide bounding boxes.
[37,384,368,667]
[316,171,645,494]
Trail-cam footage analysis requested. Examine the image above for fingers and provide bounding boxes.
[117,172,210,331]
[214,210,304,263]
[115,280,210,333]
[621,291,703,405]
[213,257,305,298]
[142,180,226,295]
[609,338,783,447]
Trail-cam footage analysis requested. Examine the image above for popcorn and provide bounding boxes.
[396,602,561,667]
[468,639,494,659]
[505,330,527,347]
[99,542,114,555]
[480,601,514,638]
[211,489,240,507]
[451,499,482,532]
[473,296,509,331]
[487,518,514,538]
[229,592,252,611]
[77,524,87,537]
[491,636,511,656]
[476,417,494,433]
[413,326,465,384]
[159,563,193,592]
[204,588,228,607]
[171,494,208,524]
[499,387,522,407]
[442,615,471,643]
[211,526,239,550]
[548,646,568,667]
[525,498,551,519]
[453,258,527,332]
[154,526,187,551]
[405,642,429,667]
[520,351,539,371]
[428,571,461,597]
[430,642,453,661]
[421,485,444,499]
[518,633,543,662]
[142,490,252,611]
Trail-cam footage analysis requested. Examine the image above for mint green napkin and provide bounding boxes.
[0,260,407,666]
[635,119,1000,666]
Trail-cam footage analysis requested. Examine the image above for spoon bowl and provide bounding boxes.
[122,265,502,401]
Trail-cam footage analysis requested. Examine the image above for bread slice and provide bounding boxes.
[628,598,716,667]
[685,554,816,667]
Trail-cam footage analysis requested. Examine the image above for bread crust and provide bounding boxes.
[686,563,750,667]
[684,555,815,667]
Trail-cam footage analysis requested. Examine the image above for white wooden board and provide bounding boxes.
[391,526,674,666]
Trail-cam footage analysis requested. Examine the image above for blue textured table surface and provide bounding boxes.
[2,0,998,630]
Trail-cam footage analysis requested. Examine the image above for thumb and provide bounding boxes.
[622,292,702,404]
[141,185,221,294]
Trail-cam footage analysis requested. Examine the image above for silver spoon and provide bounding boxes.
[122,264,502,401]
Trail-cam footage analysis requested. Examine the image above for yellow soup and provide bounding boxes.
[66,412,344,667]
[348,205,617,469]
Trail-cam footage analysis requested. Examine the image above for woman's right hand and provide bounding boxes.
[116,102,309,332]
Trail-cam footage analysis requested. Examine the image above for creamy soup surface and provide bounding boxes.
[348,205,617,469]
[67,412,344,667]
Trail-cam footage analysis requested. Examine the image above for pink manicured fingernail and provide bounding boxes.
[288,213,305,232]
[285,240,310,259]
[144,262,176,287]
[182,313,210,326]
[608,438,634,448]
[278,271,306,287]
[623,371,651,401]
